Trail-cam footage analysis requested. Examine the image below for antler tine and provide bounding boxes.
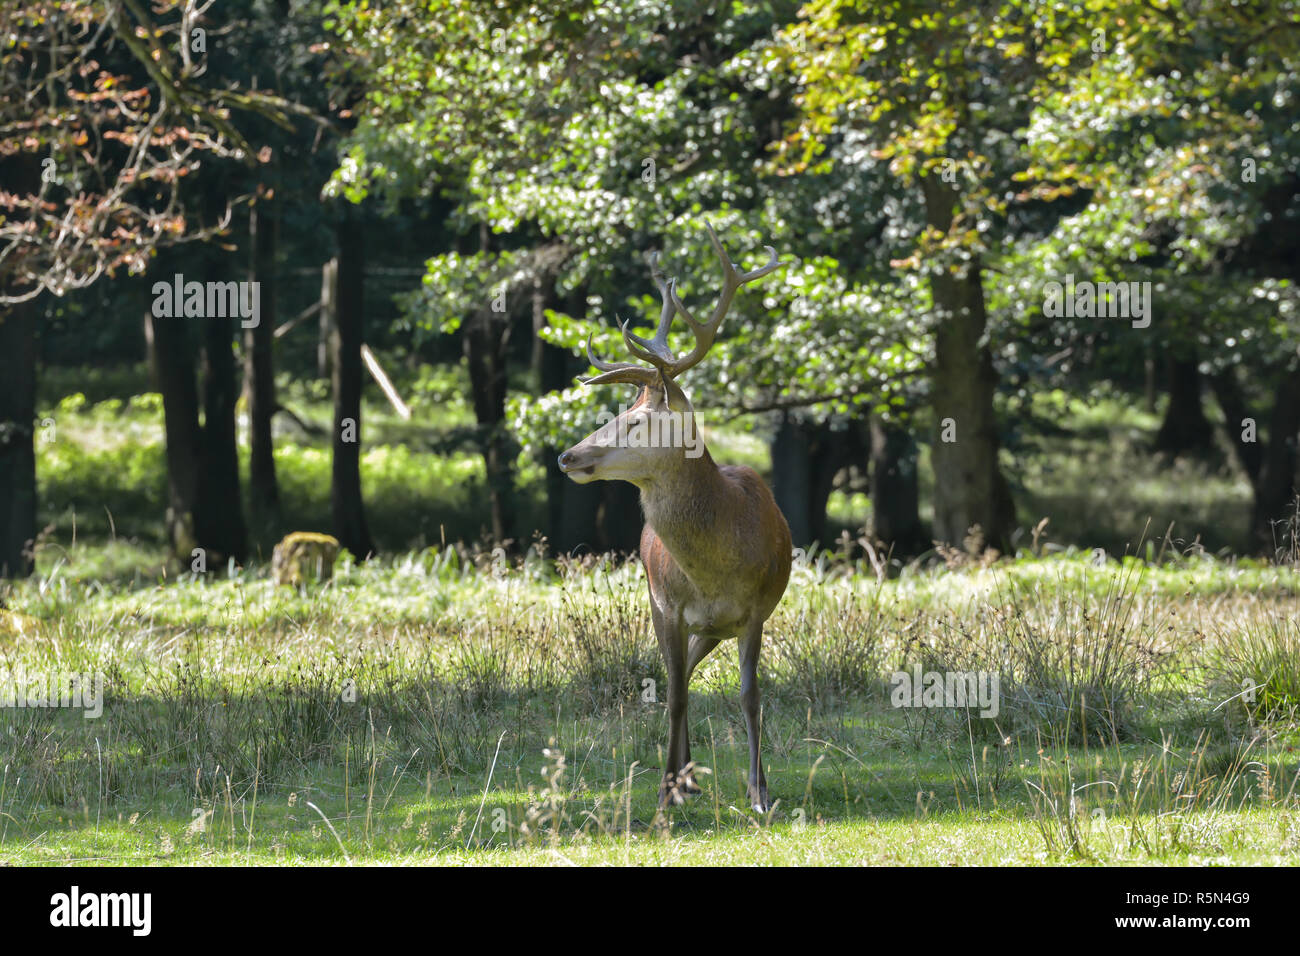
[620,251,682,368]
[740,244,782,283]
[585,332,625,373]
[701,220,783,330]
[619,317,671,367]
[703,220,733,274]
[582,227,782,388]
[647,252,677,344]
[583,332,659,387]
[661,221,784,379]
[666,281,698,331]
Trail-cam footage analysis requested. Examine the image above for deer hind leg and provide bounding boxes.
[739,622,769,812]
[653,608,692,807]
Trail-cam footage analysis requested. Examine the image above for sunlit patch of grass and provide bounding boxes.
[1206,617,1300,724]
[826,490,871,535]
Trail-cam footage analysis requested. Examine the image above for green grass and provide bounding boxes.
[822,388,1254,556]
[1008,389,1253,556]
[6,371,1293,866]
[2,549,1298,866]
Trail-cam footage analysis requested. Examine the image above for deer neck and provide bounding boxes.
[638,445,731,578]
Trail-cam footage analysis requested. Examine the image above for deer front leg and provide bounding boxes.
[679,633,722,791]
[653,608,693,806]
[739,622,769,812]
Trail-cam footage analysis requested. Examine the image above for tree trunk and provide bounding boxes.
[770,413,861,549]
[531,277,571,396]
[533,282,608,554]
[148,304,249,568]
[196,315,248,564]
[464,306,517,545]
[331,213,376,559]
[245,197,281,541]
[869,415,926,556]
[146,306,203,562]
[463,224,516,546]
[1155,353,1214,455]
[535,274,568,550]
[1208,367,1261,484]
[771,412,814,547]
[1143,349,1157,414]
[0,296,37,578]
[922,173,1015,552]
[807,421,860,547]
[147,261,248,569]
[0,153,40,579]
[319,258,336,380]
[1250,365,1300,555]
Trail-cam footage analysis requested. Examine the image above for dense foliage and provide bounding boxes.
[3,0,1299,563]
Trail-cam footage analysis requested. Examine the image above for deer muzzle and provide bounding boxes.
[557,446,599,483]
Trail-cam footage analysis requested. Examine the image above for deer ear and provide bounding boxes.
[658,369,692,414]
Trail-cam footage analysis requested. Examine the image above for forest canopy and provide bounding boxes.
[1,0,1298,576]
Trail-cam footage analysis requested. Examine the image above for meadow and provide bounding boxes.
[6,0,1296,878]
[0,378,1295,866]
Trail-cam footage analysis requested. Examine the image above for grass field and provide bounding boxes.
[2,545,1298,866]
[1,373,1293,866]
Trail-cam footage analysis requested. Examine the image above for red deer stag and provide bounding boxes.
[557,223,792,812]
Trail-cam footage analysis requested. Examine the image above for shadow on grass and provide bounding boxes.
[3,674,1282,865]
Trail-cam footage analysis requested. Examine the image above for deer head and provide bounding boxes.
[557,222,781,486]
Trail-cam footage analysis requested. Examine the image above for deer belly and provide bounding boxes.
[683,599,746,637]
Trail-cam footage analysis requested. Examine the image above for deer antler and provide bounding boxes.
[585,221,782,388]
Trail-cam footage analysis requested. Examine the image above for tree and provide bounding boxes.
[326,0,935,555]
[0,0,304,576]
[324,0,1300,561]
[144,262,203,560]
[245,191,282,537]
[0,287,37,578]
[1007,0,1300,551]
[330,206,375,558]
[1154,352,1214,457]
[775,0,1300,554]
[770,1,1108,551]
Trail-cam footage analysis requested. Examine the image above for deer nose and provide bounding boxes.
[557,450,575,470]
